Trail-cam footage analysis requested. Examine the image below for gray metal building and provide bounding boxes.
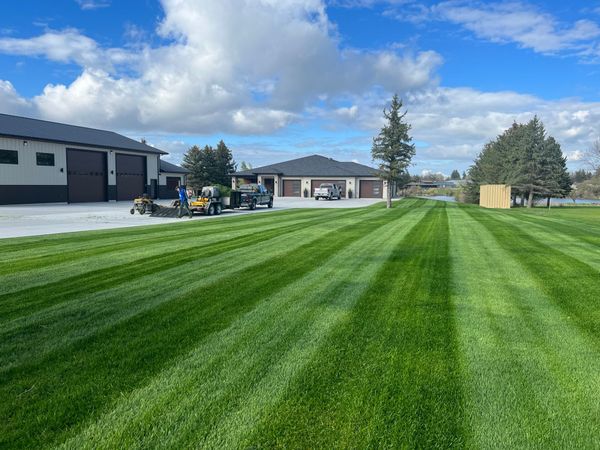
[0,114,186,205]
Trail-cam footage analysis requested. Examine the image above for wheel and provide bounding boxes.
[139,205,146,215]
[130,208,135,215]
[315,197,319,201]
[250,200,257,210]
[206,205,214,216]
[268,199,273,208]
[215,204,222,215]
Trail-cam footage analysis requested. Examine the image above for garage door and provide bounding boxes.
[163,176,180,199]
[311,180,346,198]
[116,154,146,201]
[282,179,301,197]
[360,180,383,198]
[67,149,107,203]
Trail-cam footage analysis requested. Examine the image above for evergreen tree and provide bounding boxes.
[213,140,236,186]
[466,117,571,207]
[450,169,461,180]
[240,161,253,171]
[181,145,204,189]
[371,94,415,208]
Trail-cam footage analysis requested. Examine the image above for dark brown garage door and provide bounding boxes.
[360,180,383,198]
[282,179,301,197]
[67,149,107,203]
[311,180,346,198]
[116,154,146,201]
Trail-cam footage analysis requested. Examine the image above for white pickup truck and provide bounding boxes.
[314,183,342,200]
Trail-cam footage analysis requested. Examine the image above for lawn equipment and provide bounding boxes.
[130,195,157,215]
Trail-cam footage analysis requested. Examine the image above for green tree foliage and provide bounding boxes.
[181,145,204,189]
[371,94,415,208]
[572,169,593,183]
[466,117,571,207]
[213,140,237,186]
[182,141,237,189]
[450,169,461,180]
[240,161,253,171]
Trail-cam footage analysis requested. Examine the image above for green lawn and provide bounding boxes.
[1,199,599,449]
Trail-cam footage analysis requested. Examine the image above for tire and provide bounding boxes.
[206,205,214,216]
[215,204,222,215]
[250,200,257,210]
[268,199,273,208]
[315,197,318,201]
[130,208,135,215]
[140,205,146,215]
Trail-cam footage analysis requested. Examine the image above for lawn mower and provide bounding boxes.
[130,195,157,215]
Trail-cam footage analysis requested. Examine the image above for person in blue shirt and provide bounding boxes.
[177,184,192,218]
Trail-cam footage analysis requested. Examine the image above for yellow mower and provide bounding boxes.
[130,195,157,215]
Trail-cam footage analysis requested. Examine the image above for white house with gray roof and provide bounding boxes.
[0,113,186,204]
[231,154,387,199]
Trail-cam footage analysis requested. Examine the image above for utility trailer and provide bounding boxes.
[188,184,273,215]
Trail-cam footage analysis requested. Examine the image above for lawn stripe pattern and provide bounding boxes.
[449,205,600,448]
[1,199,599,449]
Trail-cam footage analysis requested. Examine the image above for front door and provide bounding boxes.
[263,177,274,193]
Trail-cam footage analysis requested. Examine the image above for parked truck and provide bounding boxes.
[314,183,342,200]
[188,184,273,215]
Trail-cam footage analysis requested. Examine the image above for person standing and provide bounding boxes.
[177,184,192,218]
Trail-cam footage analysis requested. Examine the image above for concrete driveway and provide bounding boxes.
[0,197,383,238]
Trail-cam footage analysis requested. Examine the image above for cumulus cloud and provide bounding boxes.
[0,0,441,135]
[0,80,31,115]
[0,29,133,71]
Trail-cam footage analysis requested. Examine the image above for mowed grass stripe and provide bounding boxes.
[0,207,367,271]
[58,202,433,449]
[448,204,600,448]
[0,202,420,449]
[0,206,398,372]
[246,203,465,449]
[464,206,600,340]
[0,207,367,293]
[0,207,323,255]
[0,206,381,321]
[491,210,600,272]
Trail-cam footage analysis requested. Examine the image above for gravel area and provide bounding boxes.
[0,197,383,238]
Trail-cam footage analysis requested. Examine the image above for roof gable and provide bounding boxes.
[233,154,379,177]
[0,113,167,155]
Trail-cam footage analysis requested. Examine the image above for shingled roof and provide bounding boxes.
[0,113,167,155]
[233,154,380,177]
[160,159,190,174]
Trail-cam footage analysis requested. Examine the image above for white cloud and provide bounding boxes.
[76,0,111,10]
[433,1,600,54]
[0,0,441,135]
[0,80,31,115]
[0,29,133,71]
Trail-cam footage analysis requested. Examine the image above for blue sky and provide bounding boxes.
[1,0,599,175]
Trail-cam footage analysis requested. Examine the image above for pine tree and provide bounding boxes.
[371,94,415,208]
[450,169,461,180]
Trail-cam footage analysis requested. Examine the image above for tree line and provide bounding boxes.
[465,117,571,207]
[181,140,236,189]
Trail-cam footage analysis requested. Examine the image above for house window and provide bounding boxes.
[0,149,18,165]
[36,152,55,166]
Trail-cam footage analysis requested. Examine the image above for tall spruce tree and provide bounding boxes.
[371,94,415,208]
[466,117,571,207]
[181,145,204,189]
[450,169,461,180]
[213,140,237,186]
